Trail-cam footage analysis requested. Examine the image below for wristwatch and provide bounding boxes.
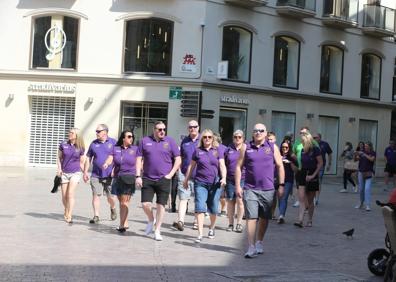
[135,175,141,178]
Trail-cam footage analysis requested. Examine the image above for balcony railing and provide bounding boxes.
[323,0,358,23]
[224,0,268,8]
[276,0,316,12]
[363,4,395,33]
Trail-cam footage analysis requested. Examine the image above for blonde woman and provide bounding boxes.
[183,129,227,243]
[294,130,322,228]
[57,128,85,223]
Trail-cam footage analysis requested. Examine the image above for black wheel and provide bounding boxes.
[368,248,390,276]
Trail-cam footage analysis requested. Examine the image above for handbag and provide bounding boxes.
[51,175,62,193]
[119,175,135,185]
[362,171,373,180]
[344,160,358,171]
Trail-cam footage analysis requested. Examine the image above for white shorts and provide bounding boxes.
[61,172,82,184]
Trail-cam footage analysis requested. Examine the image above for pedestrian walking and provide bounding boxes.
[83,124,117,224]
[384,140,396,191]
[215,133,228,217]
[224,129,245,233]
[172,120,200,231]
[135,121,181,241]
[294,130,322,228]
[313,133,332,205]
[235,123,285,258]
[57,128,85,224]
[355,141,376,211]
[183,129,227,243]
[103,130,138,232]
[267,131,278,220]
[339,142,357,193]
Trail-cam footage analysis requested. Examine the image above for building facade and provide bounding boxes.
[0,0,395,176]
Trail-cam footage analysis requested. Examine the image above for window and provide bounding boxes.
[124,18,173,75]
[361,53,381,100]
[273,36,300,88]
[320,45,344,94]
[271,111,295,147]
[222,26,252,82]
[219,107,247,146]
[32,16,79,69]
[120,102,168,144]
[359,119,378,151]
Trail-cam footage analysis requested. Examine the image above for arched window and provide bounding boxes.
[32,15,79,69]
[320,45,344,94]
[221,26,252,82]
[273,36,300,88]
[124,18,173,75]
[361,53,381,99]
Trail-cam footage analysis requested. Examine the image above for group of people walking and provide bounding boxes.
[56,120,390,258]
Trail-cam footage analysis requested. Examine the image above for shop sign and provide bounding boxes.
[28,83,76,94]
[220,95,249,105]
[180,54,197,73]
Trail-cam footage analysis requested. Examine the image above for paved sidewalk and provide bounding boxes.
[0,167,390,281]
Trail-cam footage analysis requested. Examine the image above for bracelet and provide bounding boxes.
[136,176,141,178]
[278,183,285,186]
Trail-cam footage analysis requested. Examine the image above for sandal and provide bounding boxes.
[192,222,198,230]
[116,227,126,233]
[294,221,303,228]
[305,221,312,227]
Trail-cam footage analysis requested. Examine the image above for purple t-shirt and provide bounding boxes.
[112,145,138,177]
[86,138,116,178]
[319,141,332,166]
[225,144,245,183]
[301,146,321,171]
[137,135,180,181]
[59,141,84,173]
[359,151,376,172]
[243,141,275,191]
[192,146,224,184]
[180,135,200,174]
[385,146,396,166]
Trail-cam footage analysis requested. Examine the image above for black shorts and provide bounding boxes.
[296,169,319,192]
[141,177,171,206]
[385,164,396,176]
[112,175,136,196]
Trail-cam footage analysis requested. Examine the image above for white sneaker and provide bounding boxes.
[354,203,363,209]
[255,240,264,254]
[154,231,163,241]
[339,189,348,193]
[195,235,203,243]
[208,229,215,239]
[244,245,257,258]
[145,221,154,235]
[292,201,300,207]
[366,206,371,211]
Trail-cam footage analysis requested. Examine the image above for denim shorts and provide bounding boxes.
[177,171,194,200]
[225,181,244,200]
[61,171,82,184]
[194,181,222,214]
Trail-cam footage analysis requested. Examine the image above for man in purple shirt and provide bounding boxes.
[172,120,200,231]
[135,121,181,241]
[384,140,396,190]
[235,123,285,258]
[83,124,117,224]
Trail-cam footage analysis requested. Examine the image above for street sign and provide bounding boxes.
[180,91,201,117]
[169,86,182,100]
[200,109,215,119]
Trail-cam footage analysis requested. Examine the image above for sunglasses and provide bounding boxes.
[126,135,133,139]
[253,129,265,133]
[233,136,243,139]
[189,125,198,129]
[156,128,166,132]
[96,129,107,134]
[281,146,289,149]
[203,136,213,139]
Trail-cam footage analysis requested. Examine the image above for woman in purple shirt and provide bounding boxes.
[103,130,138,232]
[354,141,376,211]
[294,131,322,228]
[57,128,85,224]
[183,129,227,243]
[224,130,245,233]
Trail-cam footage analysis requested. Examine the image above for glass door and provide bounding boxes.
[219,107,247,146]
[318,115,339,175]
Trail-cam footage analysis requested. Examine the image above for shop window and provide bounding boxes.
[361,53,381,100]
[219,107,247,146]
[221,26,252,82]
[359,119,378,151]
[32,16,79,69]
[318,115,339,175]
[124,18,173,75]
[271,111,295,146]
[320,45,343,94]
[273,36,300,89]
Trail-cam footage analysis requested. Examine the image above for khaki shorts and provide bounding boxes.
[61,172,82,184]
[90,177,112,196]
